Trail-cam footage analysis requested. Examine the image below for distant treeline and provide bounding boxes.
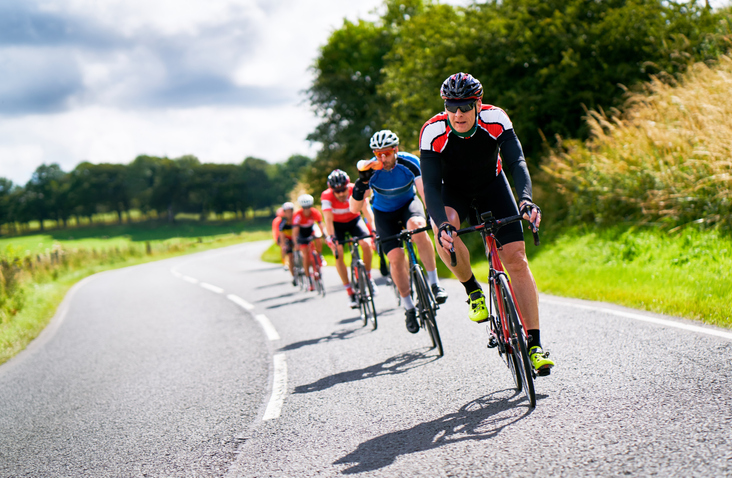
[306,0,732,188]
[0,154,312,233]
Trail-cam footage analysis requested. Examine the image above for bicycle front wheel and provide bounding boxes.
[358,264,378,330]
[490,285,521,390]
[413,269,443,357]
[498,274,536,407]
[311,250,325,297]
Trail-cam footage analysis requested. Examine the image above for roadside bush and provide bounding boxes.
[543,55,732,230]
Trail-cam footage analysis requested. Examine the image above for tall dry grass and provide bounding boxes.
[543,55,732,229]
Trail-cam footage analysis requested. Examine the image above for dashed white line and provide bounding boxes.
[542,298,732,341]
[262,354,287,420]
[254,314,281,341]
[227,294,255,311]
[182,276,199,284]
[200,282,224,294]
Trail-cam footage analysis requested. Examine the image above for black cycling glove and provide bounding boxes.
[351,178,370,201]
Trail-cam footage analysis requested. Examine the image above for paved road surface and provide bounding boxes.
[1,241,731,477]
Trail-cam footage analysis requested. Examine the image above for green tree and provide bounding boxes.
[24,163,66,232]
[0,178,18,234]
[305,13,396,188]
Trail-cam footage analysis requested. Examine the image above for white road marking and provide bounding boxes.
[170,269,182,278]
[227,294,255,311]
[262,354,287,421]
[200,282,224,294]
[254,314,281,341]
[182,276,199,284]
[542,298,732,341]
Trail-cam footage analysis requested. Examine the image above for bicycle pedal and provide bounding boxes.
[486,336,499,349]
[537,368,551,377]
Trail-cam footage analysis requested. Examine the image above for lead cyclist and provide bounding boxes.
[419,72,554,374]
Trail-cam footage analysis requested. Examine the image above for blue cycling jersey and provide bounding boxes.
[368,152,422,213]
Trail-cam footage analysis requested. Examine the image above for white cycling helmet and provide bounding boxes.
[282,201,294,211]
[369,130,400,150]
[297,194,314,208]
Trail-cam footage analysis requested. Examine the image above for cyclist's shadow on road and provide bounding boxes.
[334,390,539,474]
[293,351,436,394]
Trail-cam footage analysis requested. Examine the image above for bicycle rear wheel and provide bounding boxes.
[413,268,443,357]
[498,274,536,407]
[293,251,306,290]
[358,264,378,330]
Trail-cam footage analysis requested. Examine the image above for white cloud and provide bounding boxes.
[0,0,475,186]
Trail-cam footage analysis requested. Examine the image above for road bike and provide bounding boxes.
[299,236,326,296]
[378,226,443,357]
[337,235,377,330]
[449,210,541,407]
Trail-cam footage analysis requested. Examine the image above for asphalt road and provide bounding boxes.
[1,240,731,477]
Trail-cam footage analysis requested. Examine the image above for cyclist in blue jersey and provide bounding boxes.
[350,130,448,334]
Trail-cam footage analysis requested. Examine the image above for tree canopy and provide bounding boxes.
[307,0,731,184]
[0,154,312,232]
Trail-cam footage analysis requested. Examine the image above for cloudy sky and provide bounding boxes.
[1,0,728,186]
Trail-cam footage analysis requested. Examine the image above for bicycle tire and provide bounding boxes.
[358,264,378,330]
[310,250,325,296]
[498,274,536,407]
[413,268,443,356]
[293,251,306,290]
[489,285,522,390]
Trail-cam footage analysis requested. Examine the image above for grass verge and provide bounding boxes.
[473,225,732,329]
[0,220,271,365]
[263,225,732,329]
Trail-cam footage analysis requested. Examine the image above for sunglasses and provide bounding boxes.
[333,187,348,193]
[373,148,395,156]
[445,101,476,113]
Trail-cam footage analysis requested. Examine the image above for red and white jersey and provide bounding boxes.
[419,104,513,176]
[293,207,323,229]
[320,184,360,223]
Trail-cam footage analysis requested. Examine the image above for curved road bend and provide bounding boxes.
[1,240,730,477]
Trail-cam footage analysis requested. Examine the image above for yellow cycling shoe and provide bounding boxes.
[529,346,555,376]
[467,290,489,322]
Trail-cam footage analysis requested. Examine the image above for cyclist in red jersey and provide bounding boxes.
[420,72,554,373]
[292,194,326,292]
[278,202,297,285]
[321,169,377,308]
[272,207,286,267]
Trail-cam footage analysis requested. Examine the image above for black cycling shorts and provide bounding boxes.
[333,217,371,244]
[442,171,524,247]
[374,196,426,255]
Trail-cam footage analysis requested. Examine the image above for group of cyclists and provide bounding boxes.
[273,72,555,375]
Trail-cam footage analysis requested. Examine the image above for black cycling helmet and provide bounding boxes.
[440,72,483,105]
[327,169,350,189]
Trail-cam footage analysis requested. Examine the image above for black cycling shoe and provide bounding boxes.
[405,308,419,334]
[348,294,359,309]
[431,284,448,304]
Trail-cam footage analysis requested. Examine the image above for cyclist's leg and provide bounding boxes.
[333,224,358,306]
[431,207,473,282]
